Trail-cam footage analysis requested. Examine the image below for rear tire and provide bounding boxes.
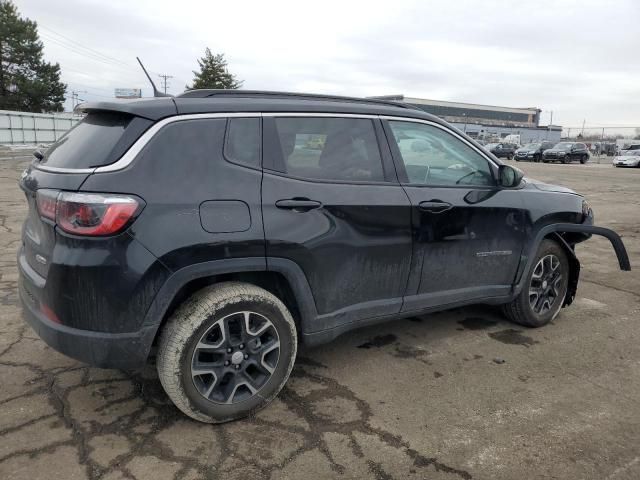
[157,282,297,423]
[503,239,569,328]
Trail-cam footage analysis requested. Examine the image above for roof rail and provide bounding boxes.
[176,89,419,111]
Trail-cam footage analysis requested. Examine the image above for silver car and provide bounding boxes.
[613,150,640,168]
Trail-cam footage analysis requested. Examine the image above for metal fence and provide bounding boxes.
[0,110,80,145]
[562,126,640,145]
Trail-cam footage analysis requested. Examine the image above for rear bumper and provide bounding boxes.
[18,251,155,369]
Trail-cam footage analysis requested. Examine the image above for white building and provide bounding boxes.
[370,95,562,144]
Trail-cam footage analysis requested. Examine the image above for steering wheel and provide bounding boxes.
[423,165,431,183]
[455,170,479,185]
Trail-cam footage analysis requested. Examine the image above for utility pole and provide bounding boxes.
[157,74,174,94]
[581,119,586,136]
[70,90,86,111]
[549,111,553,126]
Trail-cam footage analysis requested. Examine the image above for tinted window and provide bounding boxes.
[224,117,261,168]
[388,121,494,186]
[140,119,226,187]
[41,112,139,168]
[272,117,384,182]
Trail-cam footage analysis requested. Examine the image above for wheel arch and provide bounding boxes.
[512,223,630,302]
[143,257,319,356]
[550,233,580,306]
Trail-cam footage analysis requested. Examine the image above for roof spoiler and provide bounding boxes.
[137,57,173,98]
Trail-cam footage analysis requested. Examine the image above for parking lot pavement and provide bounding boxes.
[0,153,639,480]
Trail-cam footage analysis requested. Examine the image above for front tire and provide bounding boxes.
[580,154,588,164]
[503,239,569,328]
[157,282,297,423]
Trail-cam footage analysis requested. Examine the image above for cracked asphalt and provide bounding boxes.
[1,151,639,480]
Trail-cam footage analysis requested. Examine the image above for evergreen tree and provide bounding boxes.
[186,48,242,90]
[0,1,66,112]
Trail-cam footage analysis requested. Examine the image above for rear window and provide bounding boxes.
[41,112,148,169]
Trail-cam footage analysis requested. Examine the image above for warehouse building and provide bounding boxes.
[370,95,562,144]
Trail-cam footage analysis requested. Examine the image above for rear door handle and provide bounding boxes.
[418,200,453,214]
[275,198,323,212]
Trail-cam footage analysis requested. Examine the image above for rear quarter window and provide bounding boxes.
[40,111,152,169]
[224,117,261,168]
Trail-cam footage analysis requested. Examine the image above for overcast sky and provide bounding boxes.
[17,0,640,130]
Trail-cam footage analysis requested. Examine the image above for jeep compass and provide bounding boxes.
[18,90,630,423]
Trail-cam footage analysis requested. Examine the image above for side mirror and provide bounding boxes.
[498,164,524,188]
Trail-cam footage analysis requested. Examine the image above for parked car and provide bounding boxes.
[613,150,640,167]
[543,142,590,163]
[484,142,518,159]
[18,91,630,424]
[514,141,556,162]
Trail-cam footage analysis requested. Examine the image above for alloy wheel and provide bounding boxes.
[529,254,563,315]
[190,311,280,404]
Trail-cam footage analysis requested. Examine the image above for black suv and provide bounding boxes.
[484,142,517,159]
[18,91,630,424]
[514,141,555,162]
[543,142,590,163]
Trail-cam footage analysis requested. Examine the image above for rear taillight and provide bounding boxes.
[36,189,58,221]
[36,190,142,236]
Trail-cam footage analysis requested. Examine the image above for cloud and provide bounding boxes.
[17,0,640,128]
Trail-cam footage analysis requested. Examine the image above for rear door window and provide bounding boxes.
[268,117,385,182]
[40,111,151,169]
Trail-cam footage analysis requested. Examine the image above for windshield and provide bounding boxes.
[620,150,640,156]
[554,142,573,150]
[523,143,540,149]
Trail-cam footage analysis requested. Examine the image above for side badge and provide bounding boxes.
[476,250,513,258]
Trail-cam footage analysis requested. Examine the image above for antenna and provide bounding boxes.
[136,57,172,97]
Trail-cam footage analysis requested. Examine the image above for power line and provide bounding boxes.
[38,24,189,94]
[40,33,140,75]
[39,25,173,78]
[39,25,135,69]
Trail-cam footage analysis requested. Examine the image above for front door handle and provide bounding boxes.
[418,200,453,214]
[275,198,322,212]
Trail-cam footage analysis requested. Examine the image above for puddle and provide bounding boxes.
[489,329,538,347]
[357,334,397,349]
